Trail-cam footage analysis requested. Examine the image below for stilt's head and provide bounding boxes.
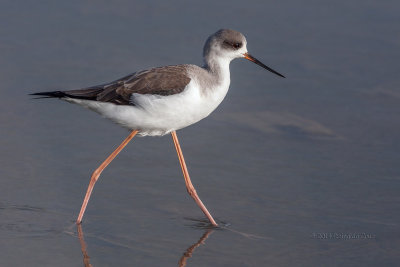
[203,29,285,78]
[203,29,248,61]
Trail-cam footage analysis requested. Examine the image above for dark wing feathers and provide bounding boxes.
[32,65,191,105]
[96,66,191,104]
[30,87,104,100]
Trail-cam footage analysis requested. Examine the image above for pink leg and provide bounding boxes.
[76,130,138,224]
[171,131,218,226]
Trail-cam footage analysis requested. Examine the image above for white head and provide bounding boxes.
[203,29,248,61]
[203,29,285,78]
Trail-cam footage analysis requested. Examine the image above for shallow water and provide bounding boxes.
[1,1,399,266]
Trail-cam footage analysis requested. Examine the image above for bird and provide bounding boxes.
[31,29,285,227]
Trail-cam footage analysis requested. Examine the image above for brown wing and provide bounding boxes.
[56,65,191,105]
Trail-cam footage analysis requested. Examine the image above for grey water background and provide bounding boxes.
[0,0,399,266]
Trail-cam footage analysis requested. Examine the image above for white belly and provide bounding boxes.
[65,80,229,136]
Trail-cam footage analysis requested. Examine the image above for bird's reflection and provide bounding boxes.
[77,224,92,267]
[76,224,214,267]
[178,229,213,267]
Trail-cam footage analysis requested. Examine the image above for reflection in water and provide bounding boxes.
[178,229,213,267]
[185,217,272,240]
[77,225,92,267]
[76,224,214,267]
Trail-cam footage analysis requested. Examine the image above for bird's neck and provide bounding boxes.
[203,54,231,86]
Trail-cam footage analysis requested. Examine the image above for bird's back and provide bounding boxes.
[32,65,193,106]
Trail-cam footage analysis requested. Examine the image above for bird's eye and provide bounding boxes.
[223,40,242,49]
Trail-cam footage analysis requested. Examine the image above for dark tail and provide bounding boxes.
[29,88,103,100]
[29,91,68,99]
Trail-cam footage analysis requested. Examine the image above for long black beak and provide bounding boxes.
[243,52,285,78]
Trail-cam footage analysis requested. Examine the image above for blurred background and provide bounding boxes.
[0,0,399,266]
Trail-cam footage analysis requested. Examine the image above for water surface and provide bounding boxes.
[0,1,399,266]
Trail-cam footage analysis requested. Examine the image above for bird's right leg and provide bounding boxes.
[76,130,138,224]
[171,131,218,226]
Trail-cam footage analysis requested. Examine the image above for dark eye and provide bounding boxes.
[223,40,242,49]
